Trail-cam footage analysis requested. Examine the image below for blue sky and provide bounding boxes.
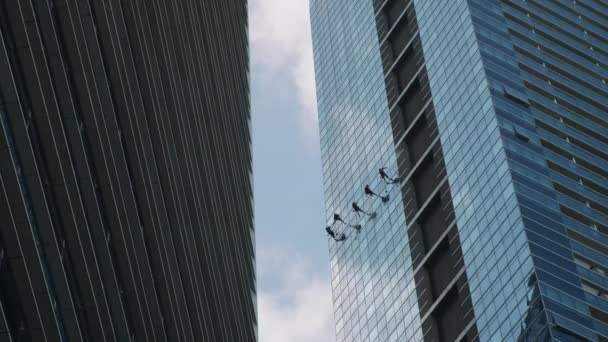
[249,1,336,341]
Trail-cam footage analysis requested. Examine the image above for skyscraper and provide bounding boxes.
[0,1,255,342]
[311,0,608,341]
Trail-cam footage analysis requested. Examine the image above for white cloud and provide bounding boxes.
[250,0,319,148]
[257,244,335,342]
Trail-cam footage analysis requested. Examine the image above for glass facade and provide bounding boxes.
[312,0,608,341]
[414,1,541,340]
[311,1,423,341]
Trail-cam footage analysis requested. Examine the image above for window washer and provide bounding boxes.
[379,167,399,184]
[364,184,390,203]
[352,202,375,217]
[326,226,346,241]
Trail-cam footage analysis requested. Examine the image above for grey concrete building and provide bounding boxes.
[0,1,255,341]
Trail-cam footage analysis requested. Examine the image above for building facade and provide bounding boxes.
[0,1,255,342]
[311,0,608,341]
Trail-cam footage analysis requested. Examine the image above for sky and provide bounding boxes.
[249,1,337,342]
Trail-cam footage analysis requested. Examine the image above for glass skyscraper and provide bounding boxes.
[311,0,608,341]
[0,1,255,341]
